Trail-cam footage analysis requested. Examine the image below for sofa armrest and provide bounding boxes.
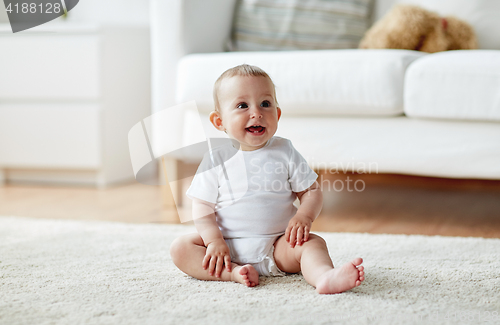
[150,0,237,162]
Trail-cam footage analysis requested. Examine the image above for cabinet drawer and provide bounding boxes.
[0,104,101,168]
[0,35,100,100]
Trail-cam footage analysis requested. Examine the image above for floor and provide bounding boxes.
[1,173,500,238]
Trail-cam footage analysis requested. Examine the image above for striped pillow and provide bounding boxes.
[228,0,373,51]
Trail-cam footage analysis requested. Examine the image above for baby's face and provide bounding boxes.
[212,75,281,151]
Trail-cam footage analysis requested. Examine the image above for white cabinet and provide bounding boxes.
[0,24,151,187]
[0,35,100,99]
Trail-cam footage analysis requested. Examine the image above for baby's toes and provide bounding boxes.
[358,269,365,281]
[357,266,364,272]
[352,257,363,266]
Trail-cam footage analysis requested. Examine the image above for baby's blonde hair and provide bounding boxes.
[213,64,279,113]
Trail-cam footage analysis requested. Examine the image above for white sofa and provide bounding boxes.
[150,0,500,203]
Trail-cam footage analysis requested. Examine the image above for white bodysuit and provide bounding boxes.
[186,136,318,275]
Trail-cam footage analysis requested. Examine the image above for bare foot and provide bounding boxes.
[231,264,259,287]
[315,257,365,294]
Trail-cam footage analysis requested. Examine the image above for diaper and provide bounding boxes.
[225,236,286,277]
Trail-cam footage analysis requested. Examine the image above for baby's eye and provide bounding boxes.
[261,100,271,107]
[237,103,248,109]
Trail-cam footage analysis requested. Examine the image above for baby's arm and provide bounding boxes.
[192,198,232,277]
[286,181,323,248]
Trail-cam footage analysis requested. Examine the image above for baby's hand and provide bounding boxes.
[203,238,232,277]
[285,214,313,248]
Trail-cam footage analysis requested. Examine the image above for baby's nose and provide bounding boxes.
[250,107,263,118]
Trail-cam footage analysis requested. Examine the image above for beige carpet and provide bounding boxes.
[1,216,499,325]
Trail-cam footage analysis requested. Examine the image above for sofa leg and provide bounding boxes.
[0,169,5,186]
[160,157,183,208]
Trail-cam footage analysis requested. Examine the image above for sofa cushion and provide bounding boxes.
[404,50,500,122]
[176,49,425,117]
[174,113,500,180]
[228,0,373,51]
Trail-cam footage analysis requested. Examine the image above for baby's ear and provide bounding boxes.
[277,107,282,121]
[209,111,225,131]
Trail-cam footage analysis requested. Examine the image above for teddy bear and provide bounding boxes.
[359,4,478,53]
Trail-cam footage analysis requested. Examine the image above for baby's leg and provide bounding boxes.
[169,233,259,287]
[273,234,364,294]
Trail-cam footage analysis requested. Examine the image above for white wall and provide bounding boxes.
[0,0,150,26]
[66,0,150,26]
[0,3,8,23]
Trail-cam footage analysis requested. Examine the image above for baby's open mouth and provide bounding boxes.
[245,125,266,135]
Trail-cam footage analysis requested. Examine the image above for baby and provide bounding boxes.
[170,64,365,294]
